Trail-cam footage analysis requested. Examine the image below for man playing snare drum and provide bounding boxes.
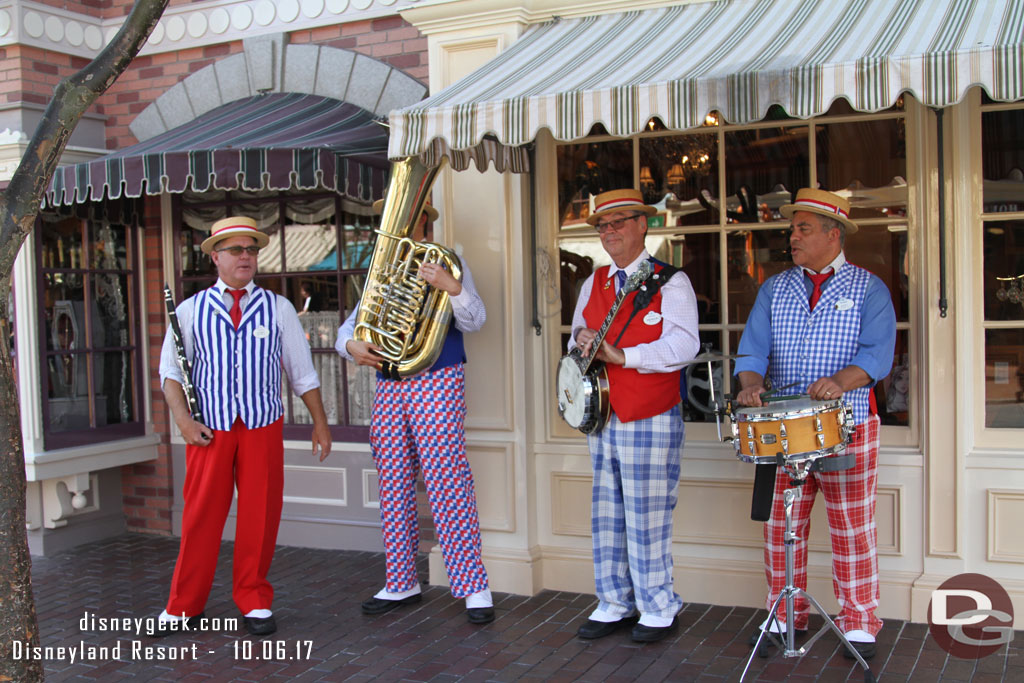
[734,188,896,661]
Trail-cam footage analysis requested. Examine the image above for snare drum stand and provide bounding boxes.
[740,462,876,683]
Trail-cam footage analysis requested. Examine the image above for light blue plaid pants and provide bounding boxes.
[588,406,685,620]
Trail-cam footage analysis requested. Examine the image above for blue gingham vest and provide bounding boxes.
[191,286,284,431]
[769,263,871,425]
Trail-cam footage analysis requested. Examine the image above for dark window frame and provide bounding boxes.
[36,206,146,450]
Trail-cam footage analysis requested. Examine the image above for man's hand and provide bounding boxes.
[574,328,625,366]
[735,371,766,407]
[346,339,385,369]
[299,388,332,462]
[808,366,872,401]
[177,417,214,446]
[807,377,844,401]
[418,262,462,295]
[735,384,766,407]
[311,420,332,462]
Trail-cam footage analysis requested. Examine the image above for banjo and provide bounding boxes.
[557,260,653,434]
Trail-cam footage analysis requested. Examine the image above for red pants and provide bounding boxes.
[166,418,283,616]
[763,415,881,636]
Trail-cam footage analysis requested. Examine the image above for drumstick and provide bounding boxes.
[759,382,801,400]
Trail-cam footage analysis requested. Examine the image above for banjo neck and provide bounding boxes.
[579,286,630,375]
[578,260,653,375]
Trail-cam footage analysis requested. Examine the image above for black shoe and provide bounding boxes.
[360,593,423,615]
[243,615,277,637]
[843,640,877,660]
[145,612,205,638]
[467,607,495,624]
[576,616,637,639]
[631,617,678,643]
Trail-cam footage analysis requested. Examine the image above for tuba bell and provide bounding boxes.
[353,156,462,380]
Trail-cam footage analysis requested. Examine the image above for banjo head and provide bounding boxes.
[556,356,586,428]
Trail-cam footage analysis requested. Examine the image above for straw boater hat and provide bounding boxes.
[585,189,658,226]
[371,198,439,222]
[200,216,270,254]
[779,188,859,234]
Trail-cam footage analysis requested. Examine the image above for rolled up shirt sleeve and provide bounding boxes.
[450,258,486,333]
[569,275,596,352]
[335,308,358,361]
[734,280,774,378]
[159,298,195,389]
[277,295,321,396]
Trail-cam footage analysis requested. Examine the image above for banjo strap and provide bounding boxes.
[611,264,680,347]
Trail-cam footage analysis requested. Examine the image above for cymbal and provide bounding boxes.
[671,350,748,368]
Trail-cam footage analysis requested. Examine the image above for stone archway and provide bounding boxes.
[129,33,427,142]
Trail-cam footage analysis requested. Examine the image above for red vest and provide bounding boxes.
[583,263,683,423]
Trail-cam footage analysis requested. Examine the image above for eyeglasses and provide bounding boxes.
[594,213,643,233]
[215,246,261,257]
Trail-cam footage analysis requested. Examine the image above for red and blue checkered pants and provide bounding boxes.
[369,363,489,598]
[764,414,882,635]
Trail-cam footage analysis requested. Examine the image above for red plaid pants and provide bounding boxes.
[763,414,882,636]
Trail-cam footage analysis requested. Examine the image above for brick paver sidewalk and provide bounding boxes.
[28,534,1022,681]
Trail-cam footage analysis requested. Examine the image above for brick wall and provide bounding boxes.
[122,195,174,533]
[290,15,429,83]
[0,45,91,106]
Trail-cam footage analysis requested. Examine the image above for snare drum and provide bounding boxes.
[731,397,853,465]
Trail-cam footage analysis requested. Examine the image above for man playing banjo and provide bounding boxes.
[568,189,699,643]
[734,188,896,660]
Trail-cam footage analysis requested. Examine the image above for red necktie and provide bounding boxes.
[807,271,831,310]
[229,289,245,329]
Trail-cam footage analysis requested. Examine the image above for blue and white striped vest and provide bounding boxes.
[191,286,284,431]
[769,263,872,424]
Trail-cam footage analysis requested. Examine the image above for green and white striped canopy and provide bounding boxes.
[389,0,1024,171]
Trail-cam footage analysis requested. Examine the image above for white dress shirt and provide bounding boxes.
[569,250,700,373]
[159,278,321,396]
[335,257,486,360]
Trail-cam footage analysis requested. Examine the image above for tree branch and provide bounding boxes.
[0,0,169,275]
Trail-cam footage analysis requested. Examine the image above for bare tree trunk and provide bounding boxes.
[0,2,168,680]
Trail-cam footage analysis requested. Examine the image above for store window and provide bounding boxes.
[980,100,1024,429]
[557,99,909,427]
[37,206,145,449]
[173,189,376,440]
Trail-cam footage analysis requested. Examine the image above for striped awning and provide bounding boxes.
[48,93,390,206]
[389,0,1024,170]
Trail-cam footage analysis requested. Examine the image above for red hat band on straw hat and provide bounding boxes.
[201,216,271,254]
[792,196,849,219]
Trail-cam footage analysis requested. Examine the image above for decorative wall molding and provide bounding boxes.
[283,464,347,507]
[988,488,1024,563]
[41,473,98,529]
[0,0,422,58]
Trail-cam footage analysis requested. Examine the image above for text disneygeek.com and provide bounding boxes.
[5,612,315,663]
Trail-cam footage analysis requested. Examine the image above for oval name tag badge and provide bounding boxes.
[643,311,663,325]
[835,298,854,311]
[253,325,270,339]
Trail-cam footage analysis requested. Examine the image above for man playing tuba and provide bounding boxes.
[335,195,494,624]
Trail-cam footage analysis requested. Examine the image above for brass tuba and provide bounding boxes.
[353,156,462,380]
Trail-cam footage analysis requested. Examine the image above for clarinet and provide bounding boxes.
[163,284,203,423]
